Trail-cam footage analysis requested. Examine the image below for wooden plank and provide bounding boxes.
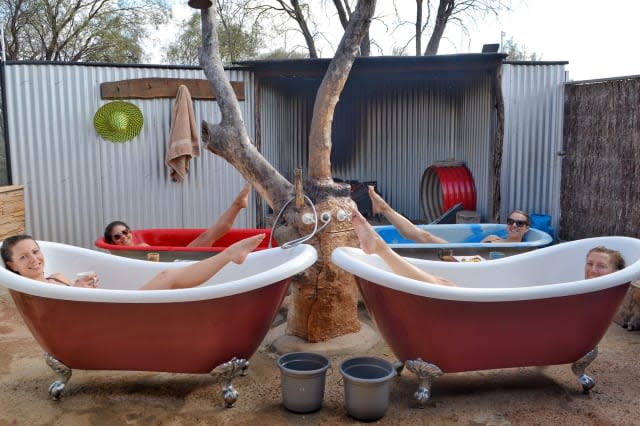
[100,78,244,101]
[0,185,25,239]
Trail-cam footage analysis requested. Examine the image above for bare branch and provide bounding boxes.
[199,7,294,209]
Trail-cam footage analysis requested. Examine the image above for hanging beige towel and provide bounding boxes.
[166,84,200,182]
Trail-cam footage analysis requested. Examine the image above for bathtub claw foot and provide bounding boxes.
[44,352,72,401]
[210,357,250,408]
[571,347,598,393]
[405,358,443,407]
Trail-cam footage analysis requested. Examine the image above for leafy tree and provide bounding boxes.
[502,36,540,61]
[258,46,308,59]
[0,0,170,62]
[164,0,265,65]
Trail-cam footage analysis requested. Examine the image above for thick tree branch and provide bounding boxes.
[199,7,294,210]
[424,0,453,55]
[307,0,376,180]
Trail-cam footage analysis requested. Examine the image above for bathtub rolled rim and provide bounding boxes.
[0,242,318,303]
[331,236,640,302]
[374,223,553,249]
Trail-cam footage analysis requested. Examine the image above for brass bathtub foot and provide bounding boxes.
[210,357,249,408]
[44,352,72,400]
[571,347,598,393]
[405,358,443,407]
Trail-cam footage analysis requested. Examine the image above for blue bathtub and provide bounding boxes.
[374,223,553,260]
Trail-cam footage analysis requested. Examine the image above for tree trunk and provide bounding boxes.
[424,0,453,55]
[289,0,376,342]
[198,0,377,343]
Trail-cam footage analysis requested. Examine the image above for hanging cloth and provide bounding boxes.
[165,84,200,182]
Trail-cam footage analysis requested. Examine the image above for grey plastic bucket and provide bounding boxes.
[339,356,396,421]
[277,352,330,413]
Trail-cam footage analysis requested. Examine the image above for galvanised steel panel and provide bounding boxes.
[259,76,495,222]
[501,63,566,235]
[4,63,256,249]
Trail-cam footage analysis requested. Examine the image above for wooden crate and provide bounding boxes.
[0,185,25,240]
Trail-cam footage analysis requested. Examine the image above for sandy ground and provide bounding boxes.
[1,286,639,426]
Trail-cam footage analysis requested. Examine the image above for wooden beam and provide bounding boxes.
[100,78,244,101]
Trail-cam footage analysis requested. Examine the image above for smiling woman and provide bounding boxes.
[481,210,530,243]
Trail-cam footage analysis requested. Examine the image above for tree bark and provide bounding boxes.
[287,0,377,342]
[424,0,454,55]
[199,8,294,210]
[199,0,377,342]
[308,0,376,179]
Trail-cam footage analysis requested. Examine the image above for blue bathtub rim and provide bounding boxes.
[374,223,553,249]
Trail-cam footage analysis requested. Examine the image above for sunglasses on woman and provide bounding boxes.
[112,229,130,241]
[506,218,528,228]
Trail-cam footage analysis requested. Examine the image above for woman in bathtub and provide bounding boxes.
[103,183,251,247]
[368,185,531,244]
[352,209,624,285]
[585,246,625,279]
[1,233,265,290]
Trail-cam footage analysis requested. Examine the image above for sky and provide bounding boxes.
[152,0,640,81]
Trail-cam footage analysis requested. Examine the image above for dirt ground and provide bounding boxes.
[1,286,639,426]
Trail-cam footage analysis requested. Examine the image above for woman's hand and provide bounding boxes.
[74,271,99,288]
[481,235,502,243]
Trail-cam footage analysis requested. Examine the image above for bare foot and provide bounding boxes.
[351,210,387,255]
[368,185,389,215]
[233,183,251,209]
[225,233,265,264]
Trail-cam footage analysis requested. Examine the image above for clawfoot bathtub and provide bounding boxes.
[374,223,553,259]
[0,241,317,406]
[95,228,274,261]
[332,236,640,406]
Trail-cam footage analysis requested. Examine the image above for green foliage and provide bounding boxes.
[258,47,308,60]
[0,0,170,62]
[503,37,541,61]
[164,9,266,66]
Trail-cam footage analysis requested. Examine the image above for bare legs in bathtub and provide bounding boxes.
[187,182,251,247]
[367,186,448,243]
[2,233,266,291]
[368,185,533,244]
[351,210,456,287]
[141,233,264,290]
[104,183,252,247]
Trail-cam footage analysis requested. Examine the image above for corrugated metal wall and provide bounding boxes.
[501,63,566,235]
[3,60,566,248]
[260,75,496,223]
[4,63,256,249]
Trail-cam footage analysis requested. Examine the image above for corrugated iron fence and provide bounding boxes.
[561,75,640,240]
[1,60,568,248]
[2,62,256,249]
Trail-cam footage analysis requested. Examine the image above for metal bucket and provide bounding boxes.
[277,352,330,413]
[339,356,396,421]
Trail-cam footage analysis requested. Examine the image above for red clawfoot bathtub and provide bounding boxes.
[332,236,640,405]
[95,228,274,261]
[0,240,317,406]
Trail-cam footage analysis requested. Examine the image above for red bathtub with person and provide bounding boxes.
[96,228,276,261]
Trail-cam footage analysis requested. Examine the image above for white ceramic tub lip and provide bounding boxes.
[0,241,317,303]
[373,223,553,249]
[332,236,640,302]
